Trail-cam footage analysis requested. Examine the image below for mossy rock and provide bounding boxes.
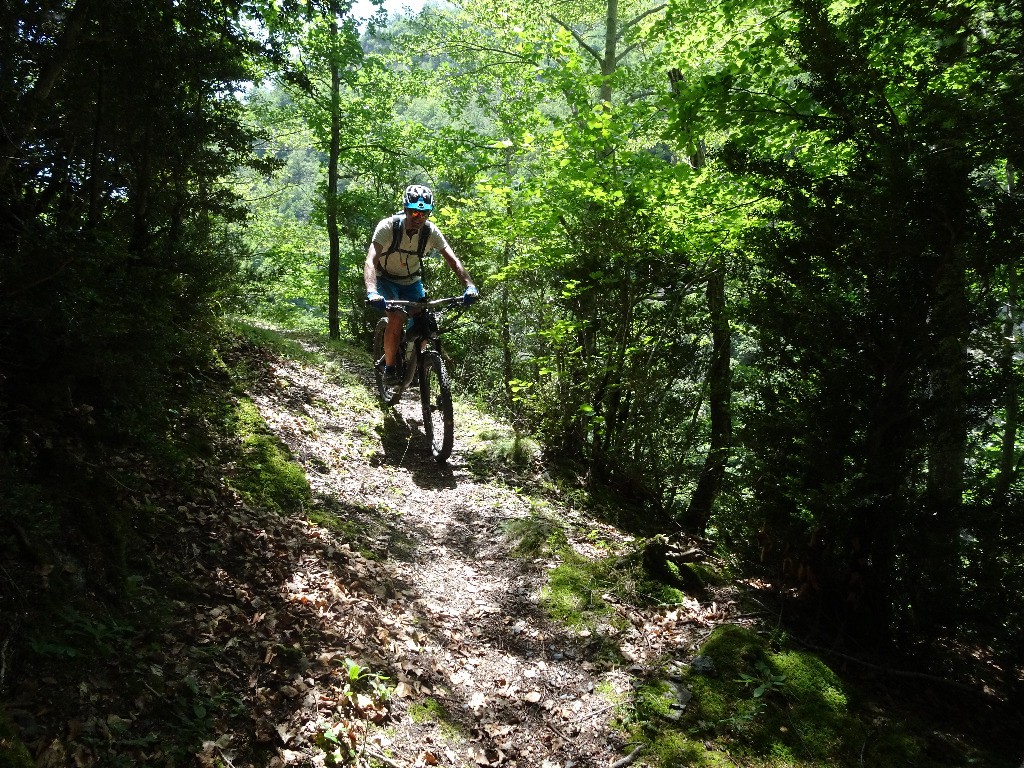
[768,649,849,759]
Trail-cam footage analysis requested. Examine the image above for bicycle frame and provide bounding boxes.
[382,296,464,381]
[370,296,467,462]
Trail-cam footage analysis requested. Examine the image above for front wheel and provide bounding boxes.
[420,350,454,462]
[372,317,402,405]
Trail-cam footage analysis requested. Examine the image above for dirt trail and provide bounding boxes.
[236,335,735,768]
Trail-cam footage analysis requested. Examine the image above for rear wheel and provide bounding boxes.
[420,350,454,462]
[372,317,402,405]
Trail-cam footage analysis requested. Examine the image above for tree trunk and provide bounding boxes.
[326,14,342,340]
[918,244,970,635]
[669,69,732,535]
[600,0,618,104]
[997,160,1020,500]
[684,261,732,533]
[88,61,104,228]
[500,240,515,410]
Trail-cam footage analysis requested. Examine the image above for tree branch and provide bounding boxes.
[445,40,535,64]
[615,42,637,63]
[550,14,603,64]
[610,745,644,768]
[617,4,667,39]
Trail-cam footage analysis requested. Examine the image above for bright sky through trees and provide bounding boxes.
[351,0,427,23]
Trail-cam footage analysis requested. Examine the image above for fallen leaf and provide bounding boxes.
[276,723,294,744]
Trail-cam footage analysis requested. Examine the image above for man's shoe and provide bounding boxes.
[384,365,402,385]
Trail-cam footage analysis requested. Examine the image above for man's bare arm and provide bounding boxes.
[365,242,381,294]
[441,246,474,287]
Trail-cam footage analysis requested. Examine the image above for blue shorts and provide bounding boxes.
[376,277,425,302]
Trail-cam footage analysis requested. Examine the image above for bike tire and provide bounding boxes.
[372,317,403,406]
[420,350,454,462]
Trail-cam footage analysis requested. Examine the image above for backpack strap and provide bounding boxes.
[415,220,432,259]
[384,213,404,256]
[383,214,433,258]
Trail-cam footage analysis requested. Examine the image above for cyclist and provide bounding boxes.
[365,184,478,383]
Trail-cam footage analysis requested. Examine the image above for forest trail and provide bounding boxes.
[191,329,743,768]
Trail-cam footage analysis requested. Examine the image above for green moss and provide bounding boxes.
[406,698,464,739]
[407,698,447,724]
[540,550,612,628]
[688,560,731,587]
[227,397,311,515]
[768,650,848,759]
[306,505,401,561]
[648,733,711,766]
[502,506,568,558]
[307,508,364,540]
[467,430,542,479]
[636,680,679,720]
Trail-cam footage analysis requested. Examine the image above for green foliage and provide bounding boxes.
[0,0,270,593]
[0,708,33,768]
[658,0,1024,651]
[29,608,136,661]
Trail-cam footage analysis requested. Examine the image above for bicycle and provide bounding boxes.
[369,296,469,463]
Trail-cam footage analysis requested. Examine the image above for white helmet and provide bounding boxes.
[403,184,434,211]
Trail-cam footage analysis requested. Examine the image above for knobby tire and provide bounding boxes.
[372,317,402,406]
[420,350,454,462]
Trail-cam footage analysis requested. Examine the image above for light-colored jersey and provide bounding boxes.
[371,214,450,286]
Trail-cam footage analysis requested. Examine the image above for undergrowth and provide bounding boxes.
[504,493,1017,768]
[621,623,1017,768]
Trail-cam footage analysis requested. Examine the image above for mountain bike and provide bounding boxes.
[370,296,469,463]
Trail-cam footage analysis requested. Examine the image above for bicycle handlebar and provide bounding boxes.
[367,296,469,313]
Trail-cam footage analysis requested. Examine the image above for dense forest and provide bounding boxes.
[2,0,1022,765]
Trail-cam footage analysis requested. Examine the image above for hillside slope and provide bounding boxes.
[2,323,1017,768]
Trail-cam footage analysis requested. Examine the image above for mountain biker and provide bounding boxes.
[365,184,478,383]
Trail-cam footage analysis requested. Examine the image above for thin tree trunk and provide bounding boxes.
[684,262,732,533]
[919,242,969,634]
[600,0,618,105]
[500,240,514,410]
[88,62,104,228]
[326,12,342,340]
[997,160,1020,499]
[669,70,732,534]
